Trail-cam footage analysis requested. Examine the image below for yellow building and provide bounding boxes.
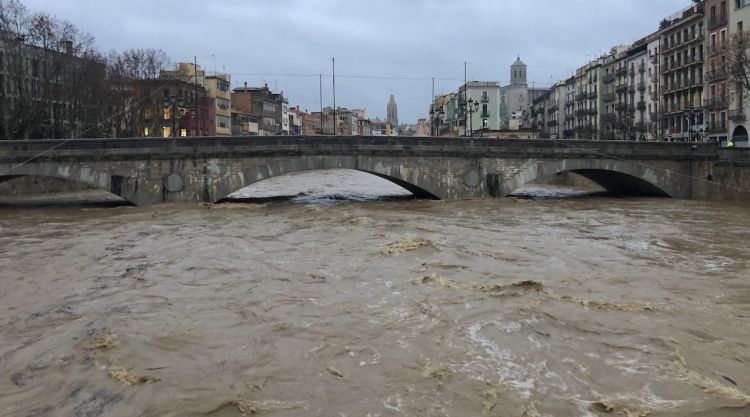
[205,74,232,136]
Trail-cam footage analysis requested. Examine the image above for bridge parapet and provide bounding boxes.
[0,137,720,163]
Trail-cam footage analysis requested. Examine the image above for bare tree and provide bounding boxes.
[0,0,108,138]
[101,48,170,137]
[0,0,173,139]
[727,31,750,109]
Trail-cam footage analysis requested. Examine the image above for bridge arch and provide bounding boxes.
[211,156,442,203]
[501,159,682,198]
[0,163,130,202]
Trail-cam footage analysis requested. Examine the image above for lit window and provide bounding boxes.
[143,127,150,136]
[180,129,188,137]
[163,127,172,138]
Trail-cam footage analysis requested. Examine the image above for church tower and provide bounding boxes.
[500,56,530,128]
[387,95,398,129]
[510,56,528,87]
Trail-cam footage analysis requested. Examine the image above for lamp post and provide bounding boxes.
[430,106,444,137]
[163,95,186,138]
[466,98,479,137]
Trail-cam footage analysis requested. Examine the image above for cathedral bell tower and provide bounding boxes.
[510,56,528,87]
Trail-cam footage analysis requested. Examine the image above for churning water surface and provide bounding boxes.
[0,170,749,417]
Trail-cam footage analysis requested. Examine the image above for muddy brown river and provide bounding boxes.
[1,170,749,417]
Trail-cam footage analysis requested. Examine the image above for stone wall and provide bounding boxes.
[0,176,93,196]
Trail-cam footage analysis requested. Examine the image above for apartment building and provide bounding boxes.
[601,46,630,139]
[0,38,107,139]
[563,77,576,138]
[573,59,603,139]
[660,2,706,141]
[231,84,286,136]
[205,74,231,136]
[705,0,731,141]
[459,81,502,134]
[647,35,663,140]
[627,38,656,140]
[134,78,212,138]
[530,81,566,138]
[729,0,750,145]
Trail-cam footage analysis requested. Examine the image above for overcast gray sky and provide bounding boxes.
[26,0,689,123]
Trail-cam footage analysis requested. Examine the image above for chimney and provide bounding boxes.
[244,82,247,88]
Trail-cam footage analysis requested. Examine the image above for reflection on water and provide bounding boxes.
[1,170,749,417]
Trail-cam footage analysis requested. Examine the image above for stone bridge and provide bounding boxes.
[1,136,748,205]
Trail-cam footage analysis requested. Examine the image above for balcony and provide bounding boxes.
[730,109,746,122]
[603,74,616,84]
[565,99,575,107]
[547,105,559,114]
[638,63,646,73]
[637,101,647,111]
[576,93,587,102]
[637,82,646,92]
[650,91,659,101]
[707,122,728,133]
[650,112,659,122]
[707,43,727,57]
[708,14,728,31]
[615,102,629,112]
[587,92,598,100]
[706,69,727,83]
[575,109,589,117]
[565,114,575,121]
[547,120,558,127]
[615,67,628,77]
[586,109,598,116]
[615,84,630,94]
[602,113,617,123]
[602,92,616,103]
[704,97,728,110]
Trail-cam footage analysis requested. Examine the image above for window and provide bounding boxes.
[163,127,172,138]
[217,98,229,111]
[218,81,230,92]
[738,21,744,33]
[143,127,151,136]
[217,115,230,129]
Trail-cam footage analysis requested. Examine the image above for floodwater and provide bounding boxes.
[1,170,749,417]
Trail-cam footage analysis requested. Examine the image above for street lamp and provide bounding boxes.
[466,98,479,137]
[430,106,445,137]
[163,95,186,138]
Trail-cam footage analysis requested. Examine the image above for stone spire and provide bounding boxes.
[387,95,398,128]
